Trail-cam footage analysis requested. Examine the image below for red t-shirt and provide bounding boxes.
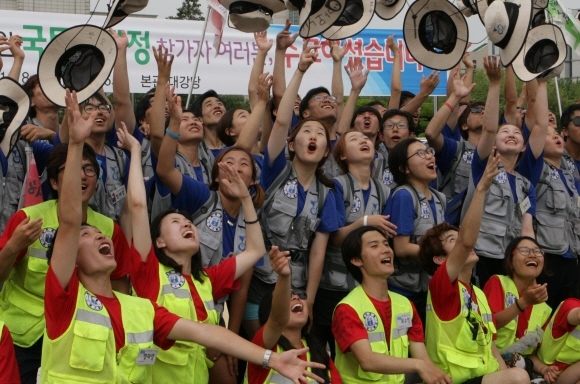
[545,298,580,370]
[44,267,179,352]
[429,261,496,340]
[129,245,240,322]
[332,292,424,354]
[247,326,342,384]
[0,210,130,280]
[0,324,20,384]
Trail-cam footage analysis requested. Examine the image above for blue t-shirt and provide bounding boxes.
[441,123,462,142]
[262,148,339,233]
[516,146,545,187]
[386,188,442,236]
[436,136,460,176]
[333,179,389,227]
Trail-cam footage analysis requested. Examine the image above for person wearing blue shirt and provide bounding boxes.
[559,104,580,180]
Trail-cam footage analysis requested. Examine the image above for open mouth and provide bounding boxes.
[363,120,371,129]
[360,144,370,152]
[427,162,435,170]
[98,243,111,255]
[81,184,88,191]
[213,110,223,117]
[291,303,303,313]
[307,142,317,153]
[381,257,392,265]
[525,261,538,267]
[95,118,104,123]
[506,139,517,145]
[183,231,194,239]
[322,105,334,110]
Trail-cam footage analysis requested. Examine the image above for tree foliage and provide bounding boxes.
[168,0,205,21]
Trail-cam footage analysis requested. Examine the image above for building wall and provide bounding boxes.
[0,0,90,14]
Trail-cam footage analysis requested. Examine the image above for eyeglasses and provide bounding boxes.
[58,164,98,177]
[83,103,111,114]
[383,121,409,131]
[407,147,435,160]
[515,246,544,257]
[570,117,580,127]
[313,95,337,103]
[291,289,307,299]
[470,106,485,114]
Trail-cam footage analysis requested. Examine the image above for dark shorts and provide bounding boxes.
[462,376,483,384]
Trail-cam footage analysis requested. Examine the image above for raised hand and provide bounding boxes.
[257,72,273,102]
[461,43,474,69]
[276,19,299,51]
[7,35,24,61]
[269,246,291,277]
[345,56,369,92]
[65,89,95,145]
[153,45,174,79]
[297,39,320,73]
[254,30,273,52]
[476,149,501,192]
[20,124,55,143]
[520,283,548,307]
[116,121,140,153]
[420,71,440,95]
[329,40,345,63]
[483,55,502,84]
[269,347,326,384]
[452,68,476,99]
[166,84,182,122]
[366,215,397,238]
[217,162,251,200]
[109,29,128,50]
[386,34,399,54]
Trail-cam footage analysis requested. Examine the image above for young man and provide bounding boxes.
[561,103,580,179]
[332,226,451,384]
[192,89,227,169]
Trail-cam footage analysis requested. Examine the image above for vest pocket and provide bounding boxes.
[535,213,566,252]
[156,343,191,366]
[269,199,296,235]
[484,186,508,217]
[24,256,49,297]
[70,323,109,371]
[198,231,221,267]
[547,188,567,210]
[565,332,580,352]
[477,220,507,257]
[454,166,470,194]
[4,285,44,336]
[444,348,483,381]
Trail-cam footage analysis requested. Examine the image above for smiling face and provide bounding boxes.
[352,230,394,280]
[50,158,98,203]
[288,120,329,166]
[76,225,116,275]
[302,92,337,121]
[380,114,412,151]
[156,213,200,255]
[544,126,564,159]
[510,239,544,279]
[179,111,204,143]
[548,110,557,128]
[201,96,226,127]
[287,291,309,329]
[341,131,375,165]
[215,150,255,195]
[495,124,525,156]
[82,97,110,135]
[405,141,437,183]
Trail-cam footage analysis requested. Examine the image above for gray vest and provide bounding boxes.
[439,139,475,201]
[389,185,446,293]
[534,161,580,256]
[141,138,154,181]
[89,145,127,222]
[374,151,397,188]
[461,165,531,259]
[320,174,390,291]
[256,162,330,288]
[199,141,217,172]
[561,150,580,180]
[321,135,341,179]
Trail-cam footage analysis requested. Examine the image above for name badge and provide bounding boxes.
[577,197,580,209]
[110,186,127,204]
[396,313,412,328]
[136,348,158,366]
[519,196,531,215]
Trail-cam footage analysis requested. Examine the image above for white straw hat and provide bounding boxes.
[0,77,30,155]
[322,0,376,40]
[104,0,149,28]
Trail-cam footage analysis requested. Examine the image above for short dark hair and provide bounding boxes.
[191,90,222,118]
[399,91,416,108]
[387,137,422,186]
[46,143,100,199]
[299,87,330,119]
[82,92,109,108]
[366,100,385,109]
[342,226,388,284]
[561,104,580,130]
[22,75,40,118]
[418,223,459,275]
[350,106,382,127]
[135,93,153,123]
[458,101,485,140]
[381,109,415,134]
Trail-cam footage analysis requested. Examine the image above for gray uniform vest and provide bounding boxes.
[256,162,330,288]
[460,165,531,259]
[389,185,446,293]
[320,174,390,291]
[321,135,341,179]
[374,151,397,188]
[439,139,475,201]
[534,161,580,256]
[199,141,217,171]
[89,145,127,222]
[561,150,580,180]
[141,138,154,181]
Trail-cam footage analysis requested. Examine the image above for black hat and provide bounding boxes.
[104,0,149,28]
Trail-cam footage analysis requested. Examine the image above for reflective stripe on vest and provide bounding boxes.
[75,309,112,328]
[127,331,154,344]
[28,248,47,260]
[538,301,580,365]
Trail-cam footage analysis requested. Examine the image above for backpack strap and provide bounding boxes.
[191,191,219,224]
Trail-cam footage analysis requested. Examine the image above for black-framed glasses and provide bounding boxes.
[58,164,98,177]
[515,246,544,257]
[570,117,580,127]
[383,121,409,131]
[83,103,111,114]
[291,289,307,299]
[313,95,337,103]
[470,106,485,114]
[407,147,435,160]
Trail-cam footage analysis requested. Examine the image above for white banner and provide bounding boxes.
[0,10,446,96]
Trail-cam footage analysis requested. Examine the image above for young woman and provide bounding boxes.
[312,130,396,357]
[248,246,341,383]
[245,40,339,339]
[40,89,324,384]
[483,237,555,382]
[385,137,446,325]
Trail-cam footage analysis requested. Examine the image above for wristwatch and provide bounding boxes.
[262,349,272,368]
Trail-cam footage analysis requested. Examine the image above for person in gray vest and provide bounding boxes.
[192,89,227,169]
[245,41,339,341]
[560,103,580,180]
[460,56,536,289]
[386,137,446,326]
[312,130,396,358]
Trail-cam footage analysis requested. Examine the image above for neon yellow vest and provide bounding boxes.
[425,281,499,383]
[494,275,551,354]
[0,200,114,347]
[0,320,4,343]
[538,301,580,365]
[334,286,412,384]
[40,282,155,383]
[152,264,218,383]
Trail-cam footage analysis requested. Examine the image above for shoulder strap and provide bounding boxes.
[191,191,219,224]
[263,162,293,207]
[430,187,447,213]
[105,144,127,180]
[372,177,388,209]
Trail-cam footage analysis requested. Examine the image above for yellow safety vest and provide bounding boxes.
[538,301,580,365]
[40,282,156,383]
[0,200,113,347]
[334,286,412,384]
[152,264,218,383]
[425,280,499,383]
[494,275,551,354]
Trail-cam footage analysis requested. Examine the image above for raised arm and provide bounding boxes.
[524,79,538,131]
[272,20,299,108]
[526,80,549,159]
[330,40,345,133]
[111,30,136,133]
[504,65,517,126]
[460,46,474,105]
[249,31,272,110]
[387,35,402,110]
[337,57,369,135]
[149,46,174,158]
[477,56,502,159]
[400,71,440,114]
[7,35,24,81]
[258,99,273,154]
[51,90,95,289]
[235,73,272,152]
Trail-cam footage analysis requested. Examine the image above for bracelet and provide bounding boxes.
[515,299,525,312]
[444,102,455,113]
[363,215,368,226]
[244,217,259,225]
[262,349,272,368]
[297,66,306,73]
[165,128,181,140]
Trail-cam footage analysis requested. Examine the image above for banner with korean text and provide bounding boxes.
[0,10,447,96]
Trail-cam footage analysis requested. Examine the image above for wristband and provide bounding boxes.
[262,349,272,368]
[444,102,455,113]
[165,128,181,140]
[244,217,259,225]
[297,66,306,73]
[515,299,525,312]
[364,215,368,226]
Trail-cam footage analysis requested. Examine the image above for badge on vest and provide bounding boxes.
[136,348,158,366]
[351,196,361,213]
[382,169,394,186]
[85,291,103,311]
[166,271,185,289]
[110,186,127,204]
[310,200,318,216]
[550,168,560,180]
[372,203,379,215]
[39,228,56,248]
[520,196,531,215]
[568,159,576,173]
[284,179,298,199]
[495,170,507,184]
[206,211,223,232]
[238,235,246,252]
[462,150,474,164]
[461,288,478,314]
[420,201,430,219]
[363,312,379,332]
[505,292,517,307]
[396,313,412,328]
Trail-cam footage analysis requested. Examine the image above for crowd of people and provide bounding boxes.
[1,14,580,384]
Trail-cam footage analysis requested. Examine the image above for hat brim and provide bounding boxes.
[37,25,117,108]
[475,0,493,24]
[375,0,405,21]
[322,0,376,40]
[228,11,272,32]
[220,0,286,13]
[0,78,30,155]
[104,0,149,28]
[299,0,348,38]
[403,0,469,71]
[512,24,566,82]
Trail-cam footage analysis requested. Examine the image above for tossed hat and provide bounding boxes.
[375,0,405,21]
[37,25,117,108]
[285,0,347,38]
[456,0,479,18]
[403,0,469,71]
[222,0,286,33]
[322,0,376,40]
[512,23,566,82]
[104,0,149,28]
[0,77,30,155]
[475,0,493,24]
[484,0,532,66]
[531,0,548,27]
